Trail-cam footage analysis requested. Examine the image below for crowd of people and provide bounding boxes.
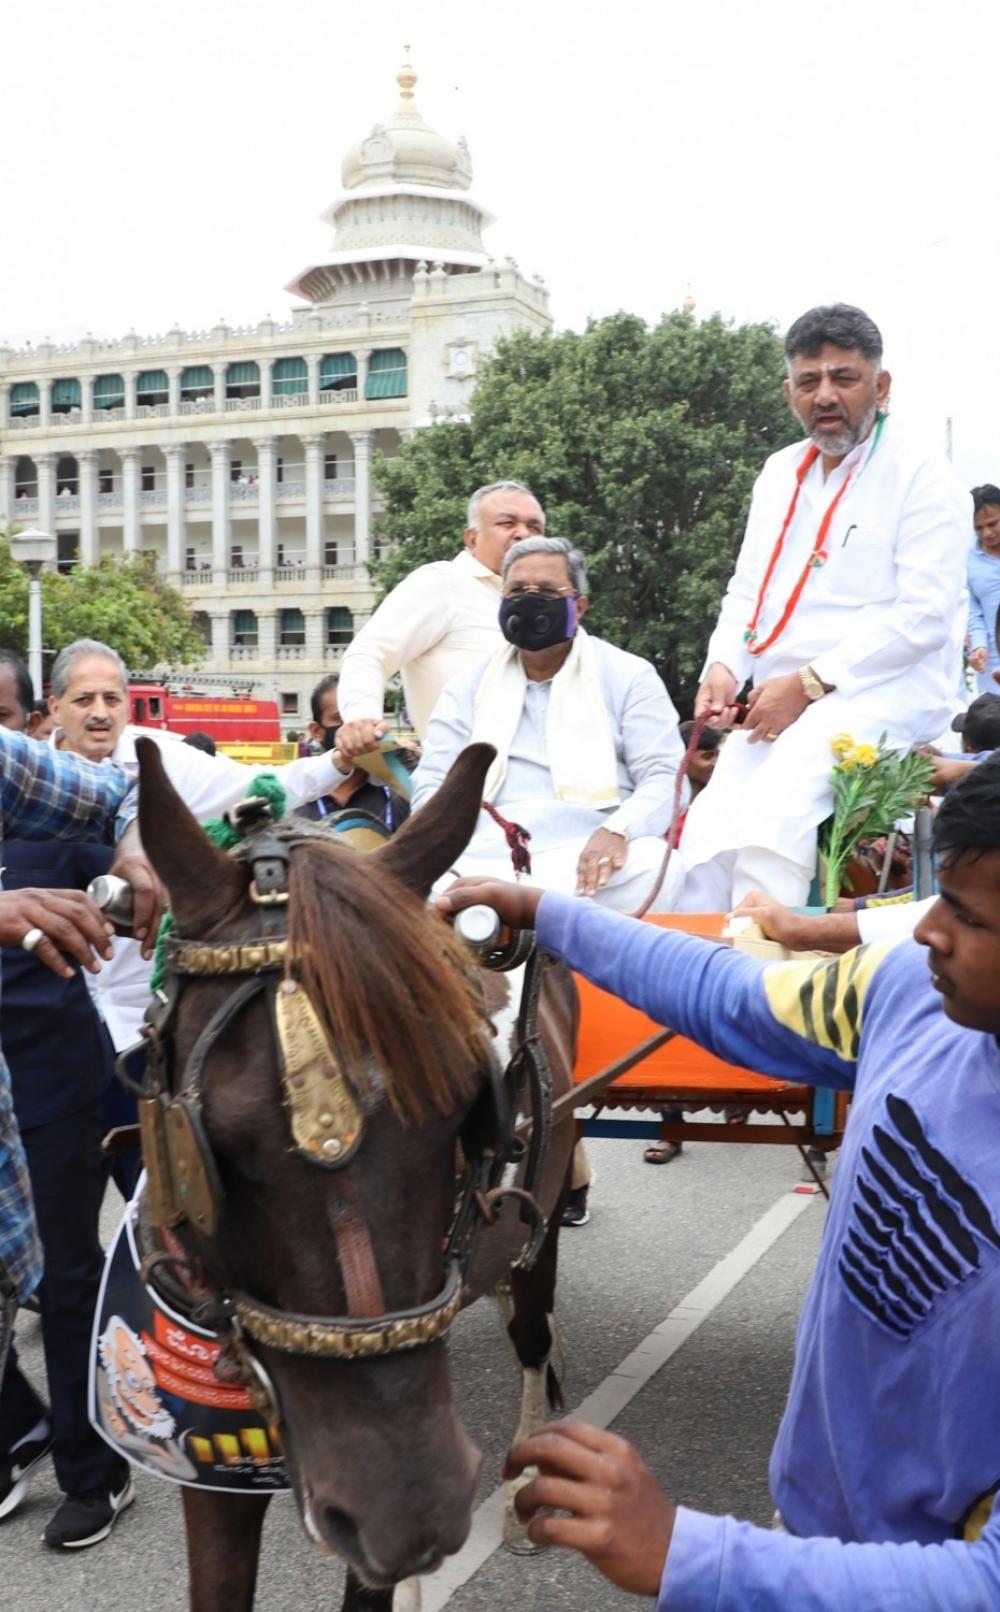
[0,300,999,1606]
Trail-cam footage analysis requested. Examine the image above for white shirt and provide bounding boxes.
[704,419,969,721]
[412,636,684,857]
[337,549,503,736]
[65,724,350,1051]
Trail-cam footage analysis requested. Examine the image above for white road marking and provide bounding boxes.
[419,1188,816,1610]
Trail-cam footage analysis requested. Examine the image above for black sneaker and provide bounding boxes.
[43,1466,135,1549]
[561,1185,590,1227]
[0,1428,53,1521]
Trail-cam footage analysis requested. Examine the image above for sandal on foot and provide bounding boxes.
[644,1141,682,1165]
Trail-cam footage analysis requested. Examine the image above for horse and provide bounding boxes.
[125,736,578,1611]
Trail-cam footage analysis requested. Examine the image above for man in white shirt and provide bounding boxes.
[413,539,685,913]
[681,304,969,910]
[47,638,355,1051]
[336,479,545,757]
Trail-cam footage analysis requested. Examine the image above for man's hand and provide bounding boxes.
[434,877,543,933]
[0,888,115,980]
[927,754,976,792]
[694,662,739,727]
[336,718,390,764]
[576,828,628,897]
[110,824,166,958]
[743,672,810,744]
[969,647,989,674]
[730,890,808,947]
[503,1420,675,1596]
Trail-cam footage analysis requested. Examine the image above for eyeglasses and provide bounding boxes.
[502,583,576,599]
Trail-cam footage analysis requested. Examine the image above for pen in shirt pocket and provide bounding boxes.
[842,524,858,548]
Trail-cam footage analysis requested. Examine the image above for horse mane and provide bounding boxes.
[286,836,488,1123]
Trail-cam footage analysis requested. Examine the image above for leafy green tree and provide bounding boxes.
[374,310,799,709]
[0,543,206,674]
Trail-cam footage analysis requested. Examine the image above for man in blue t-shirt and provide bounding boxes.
[438,753,1000,1610]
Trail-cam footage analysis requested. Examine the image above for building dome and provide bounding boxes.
[342,52,473,193]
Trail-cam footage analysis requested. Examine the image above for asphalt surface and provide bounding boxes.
[5,1120,828,1611]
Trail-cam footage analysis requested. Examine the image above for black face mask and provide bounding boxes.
[319,723,341,752]
[499,592,578,651]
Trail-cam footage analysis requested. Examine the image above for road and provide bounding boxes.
[6,1119,827,1610]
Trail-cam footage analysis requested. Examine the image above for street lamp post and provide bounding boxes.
[8,527,57,698]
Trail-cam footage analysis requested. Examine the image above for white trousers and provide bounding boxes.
[444,833,685,914]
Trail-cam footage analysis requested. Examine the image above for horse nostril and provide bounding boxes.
[321,1504,366,1568]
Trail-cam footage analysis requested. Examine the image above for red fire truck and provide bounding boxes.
[127,681,292,761]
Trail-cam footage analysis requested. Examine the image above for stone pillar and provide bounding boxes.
[0,455,15,526]
[257,609,277,664]
[214,365,226,415]
[356,348,372,401]
[209,440,231,580]
[80,377,93,426]
[307,353,320,407]
[349,430,373,566]
[36,453,55,536]
[165,445,187,577]
[304,608,324,663]
[0,383,9,433]
[168,366,182,417]
[210,611,230,666]
[39,382,52,430]
[302,434,325,577]
[260,359,273,410]
[124,370,137,422]
[121,447,141,554]
[254,437,276,583]
[78,450,99,566]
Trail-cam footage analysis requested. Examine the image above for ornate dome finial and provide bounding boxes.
[397,45,417,101]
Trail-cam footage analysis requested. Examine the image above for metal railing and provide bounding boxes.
[139,488,165,505]
[323,477,356,496]
[97,491,120,508]
[11,496,39,514]
[275,481,306,500]
[229,483,258,502]
[184,485,211,503]
[55,493,81,511]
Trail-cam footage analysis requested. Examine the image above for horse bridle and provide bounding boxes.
[130,800,555,1399]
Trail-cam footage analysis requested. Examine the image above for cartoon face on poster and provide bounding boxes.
[89,1194,289,1492]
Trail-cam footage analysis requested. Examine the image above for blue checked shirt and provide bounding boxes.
[0,730,136,1300]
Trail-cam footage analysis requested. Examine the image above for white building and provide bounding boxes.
[0,54,551,724]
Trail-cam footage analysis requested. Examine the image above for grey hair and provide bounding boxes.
[50,639,130,699]
[502,536,588,595]
[466,480,540,530]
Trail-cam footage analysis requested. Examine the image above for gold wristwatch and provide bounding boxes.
[798,664,826,702]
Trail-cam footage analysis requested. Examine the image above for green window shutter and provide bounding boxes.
[180,365,214,392]
[272,357,308,396]
[10,382,39,415]
[137,369,169,396]
[365,348,407,399]
[51,378,82,407]
[233,609,258,634]
[280,608,306,639]
[93,374,125,408]
[326,606,354,644]
[319,352,357,390]
[226,361,260,387]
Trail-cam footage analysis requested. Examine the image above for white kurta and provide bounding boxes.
[337,548,503,736]
[681,420,969,893]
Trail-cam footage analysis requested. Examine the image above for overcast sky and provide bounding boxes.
[4,0,997,483]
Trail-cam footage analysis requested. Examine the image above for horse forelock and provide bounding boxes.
[284,835,488,1124]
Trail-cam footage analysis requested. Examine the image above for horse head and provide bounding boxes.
[134,737,501,1585]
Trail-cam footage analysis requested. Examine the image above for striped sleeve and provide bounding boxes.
[762,942,895,1064]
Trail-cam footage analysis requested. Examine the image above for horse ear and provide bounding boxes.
[374,742,495,898]
[135,737,245,931]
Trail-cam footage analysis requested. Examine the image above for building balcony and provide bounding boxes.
[11,496,39,515]
[277,643,306,659]
[139,488,165,506]
[181,569,215,586]
[98,491,120,509]
[223,397,262,413]
[227,566,259,582]
[322,564,367,581]
[275,481,306,501]
[55,493,81,512]
[3,386,381,436]
[184,485,211,503]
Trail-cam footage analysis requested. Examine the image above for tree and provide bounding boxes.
[0,544,206,674]
[373,310,800,710]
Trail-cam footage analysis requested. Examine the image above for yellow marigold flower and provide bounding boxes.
[839,754,857,772]
[853,743,879,768]
[831,733,855,760]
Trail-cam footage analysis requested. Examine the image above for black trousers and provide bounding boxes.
[0,1103,117,1496]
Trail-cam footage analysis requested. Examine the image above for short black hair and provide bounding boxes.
[971,484,1000,514]
[785,303,883,365]
[933,751,1000,866]
[0,651,34,718]
[310,672,340,725]
[953,694,1000,753]
[182,730,217,756]
[679,719,722,752]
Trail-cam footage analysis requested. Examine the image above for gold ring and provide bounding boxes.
[597,857,612,866]
[766,731,780,740]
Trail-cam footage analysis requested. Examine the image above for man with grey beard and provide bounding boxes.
[679,302,969,911]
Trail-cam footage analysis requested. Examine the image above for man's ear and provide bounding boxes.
[575,595,590,622]
[876,367,892,408]
[783,376,793,411]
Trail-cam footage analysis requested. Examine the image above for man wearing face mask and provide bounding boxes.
[412,538,685,912]
[294,673,412,832]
